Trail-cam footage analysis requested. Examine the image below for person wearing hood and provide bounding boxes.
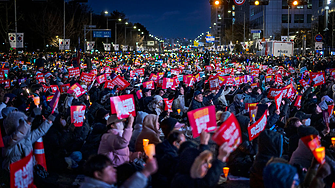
[138,88,153,112]
[98,114,140,167]
[2,109,55,171]
[228,94,247,116]
[250,129,284,188]
[147,95,164,116]
[129,111,148,152]
[135,114,161,152]
[172,86,188,114]
[170,142,233,188]
[263,162,300,188]
[188,90,205,112]
[285,117,303,159]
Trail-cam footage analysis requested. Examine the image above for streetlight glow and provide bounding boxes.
[292,0,298,5]
[104,11,108,15]
[214,0,220,5]
[118,18,122,21]
[125,22,128,25]
[134,26,137,29]
[255,0,260,5]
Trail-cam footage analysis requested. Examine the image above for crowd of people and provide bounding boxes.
[0,50,335,188]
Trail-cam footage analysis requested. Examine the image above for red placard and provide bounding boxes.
[0,79,10,89]
[274,91,283,111]
[267,88,282,99]
[250,83,259,89]
[195,73,201,82]
[163,98,173,112]
[80,64,87,70]
[205,66,214,72]
[294,95,302,108]
[10,151,35,188]
[71,105,86,127]
[42,84,49,93]
[110,94,136,119]
[209,78,219,91]
[162,78,175,90]
[245,103,258,112]
[67,83,86,97]
[187,106,217,138]
[90,69,98,75]
[60,83,70,93]
[299,79,307,87]
[310,72,325,86]
[50,85,59,93]
[149,73,158,82]
[80,72,95,83]
[251,69,260,77]
[157,72,164,80]
[104,75,130,91]
[136,90,143,99]
[301,135,325,164]
[135,68,144,76]
[96,74,107,84]
[143,81,155,90]
[275,74,283,84]
[248,110,267,141]
[265,75,273,83]
[212,113,242,150]
[171,69,180,76]
[68,67,80,77]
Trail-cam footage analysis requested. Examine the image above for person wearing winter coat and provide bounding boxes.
[2,109,55,171]
[188,90,205,112]
[172,86,188,114]
[249,129,284,188]
[170,142,233,188]
[135,114,161,152]
[218,86,232,107]
[129,111,148,152]
[263,162,300,188]
[147,95,164,116]
[81,154,158,188]
[98,115,137,167]
[228,94,246,116]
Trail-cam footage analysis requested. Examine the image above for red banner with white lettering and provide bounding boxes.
[0,79,10,89]
[267,88,283,99]
[187,106,217,138]
[104,76,130,91]
[248,110,267,141]
[50,85,59,93]
[136,90,143,99]
[299,79,307,87]
[110,94,136,119]
[10,151,35,188]
[60,83,70,93]
[209,78,219,91]
[275,91,283,111]
[294,95,302,108]
[310,72,326,87]
[80,72,95,83]
[275,74,283,84]
[70,105,86,127]
[67,83,86,97]
[96,74,107,84]
[68,67,80,77]
[135,68,144,77]
[163,98,173,112]
[162,78,175,90]
[171,69,180,76]
[143,81,155,90]
[212,113,242,151]
[265,75,273,83]
[149,73,158,82]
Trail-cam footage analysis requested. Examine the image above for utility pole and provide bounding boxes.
[14,0,17,51]
[288,5,290,39]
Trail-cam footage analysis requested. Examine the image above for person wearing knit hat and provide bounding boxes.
[160,117,184,139]
[263,162,299,188]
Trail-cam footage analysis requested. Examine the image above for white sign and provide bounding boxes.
[87,41,95,51]
[315,42,323,51]
[8,33,24,48]
[147,41,155,46]
[129,46,133,51]
[123,45,128,51]
[281,36,288,42]
[114,44,119,51]
[103,43,111,51]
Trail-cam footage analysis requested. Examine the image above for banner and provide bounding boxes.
[50,85,59,93]
[70,105,86,127]
[187,106,217,138]
[113,44,119,51]
[163,98,173,112]
[8,33,24,48]
[96,74,107,84]
[294,95,302,108]
[68,67,80,77]
[103,43,111,51]
[209,78,219,91]
[135,68,145,77]
[49,89,60,114]
[274,91,283,111]
[67,83,86,97]
[162,78,175,90]
[275,74,283,84]
[0,79,10,89]
[299,79,307,87]
[143,81,155,90]
[267,88,282,99]
[310,72,325,87]
[105,75,130,91]
[248,110,267,141]
[212,113,242,151]
[136,90,143,99]
[265,75,273,83]
[10,151,34,188]
[171,69,180,76]
[87,41,95,51]
[80,72,95,83]
[110,94,136,119]
[205,65,213,72]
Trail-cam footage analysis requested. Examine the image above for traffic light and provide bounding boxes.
[250,0,269,5]
[209,0,223,6]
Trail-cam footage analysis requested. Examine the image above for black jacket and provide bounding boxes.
[188,98,205,112]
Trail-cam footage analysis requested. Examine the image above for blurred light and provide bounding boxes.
[255,0,260,5]
[104,11,108,15]
[138,29,141,31]
[118,18,122,21]
[214,0,220,5]
[228,10,232,13]
[133,26,137,29]
[125,22,128,25]
[293,0,298,5]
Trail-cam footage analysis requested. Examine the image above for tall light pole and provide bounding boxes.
[105,11,109,43]
[116,18,122,44]
[124,22,128,45]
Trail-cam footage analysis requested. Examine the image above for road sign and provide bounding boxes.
[315,42,323,50]
[93,30,111,38]
[251,29,262,33]
[315,34,323,42]
[234,0,246,5]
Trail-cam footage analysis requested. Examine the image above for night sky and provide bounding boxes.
[88,0,211,39]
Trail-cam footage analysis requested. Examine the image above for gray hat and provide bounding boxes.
[3,111,28,135]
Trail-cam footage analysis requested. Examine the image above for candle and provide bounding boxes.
[177,109,181,114]
[223,167,229,178]
[143,139,149,147]
[331,137,335,147]
[315,147,325,164]
[144,144,155,159]
[33,97,40,106]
